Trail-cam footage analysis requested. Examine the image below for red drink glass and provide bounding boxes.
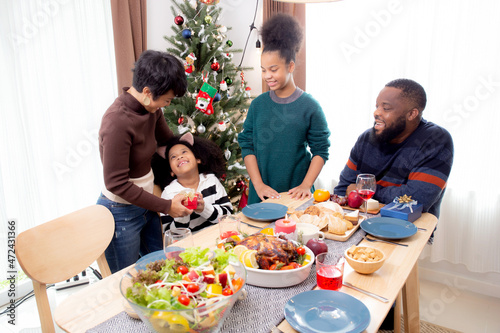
[316,252,344,291]
[358,189,375,201]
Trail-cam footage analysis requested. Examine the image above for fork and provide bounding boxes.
[364,236,408,247]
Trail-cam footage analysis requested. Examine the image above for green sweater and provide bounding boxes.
[238,89,330,204]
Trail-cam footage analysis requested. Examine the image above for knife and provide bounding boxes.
[343,281,389,303]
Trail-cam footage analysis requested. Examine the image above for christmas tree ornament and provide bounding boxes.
[213,92,221,102]
[195,82,217,115]
[215,35,223,43]
[174,15,184,25]
[204,15,213,24]
[245,86,252,98]
[217,121,227,131]
[200,0,220,5]
[240,71,245,86]
[219,80,228,91]
[197,124,206,133]
[183,53,196,74]
[222,52,233,59]
[225,77,233,86]
[224,149,231,160]
[217,25,227,33]
[178,116,185,125]
[188,0,197,9]
[226,40,233,47]
[182,29,192,39]
[210,60,220,71]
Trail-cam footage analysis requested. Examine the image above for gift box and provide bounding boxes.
[380,200,423,222]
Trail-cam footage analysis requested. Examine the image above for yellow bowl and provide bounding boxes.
[344,246,385,274]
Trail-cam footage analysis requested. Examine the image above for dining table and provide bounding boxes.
[54,193,437,333]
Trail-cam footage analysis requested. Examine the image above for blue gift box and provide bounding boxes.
[380,201,423,222]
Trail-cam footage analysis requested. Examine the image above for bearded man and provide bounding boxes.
[334,79,454,218]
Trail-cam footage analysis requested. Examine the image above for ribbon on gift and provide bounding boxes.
[386,196,418,213]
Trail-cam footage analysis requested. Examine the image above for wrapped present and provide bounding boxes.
[380,195,423,222]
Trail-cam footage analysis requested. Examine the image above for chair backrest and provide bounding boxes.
[15,205,114,333]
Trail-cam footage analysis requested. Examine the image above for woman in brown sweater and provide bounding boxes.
[97,50,192,273]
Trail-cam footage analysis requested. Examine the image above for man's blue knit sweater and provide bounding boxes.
[335,119,454,218]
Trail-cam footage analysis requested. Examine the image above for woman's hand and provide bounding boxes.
[169,193,193,217]
[254,183,280,202]
[288,184,312,200]
[194,193,204,213]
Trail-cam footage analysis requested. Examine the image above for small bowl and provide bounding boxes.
[245,246,314,288]
[344,246,385,274]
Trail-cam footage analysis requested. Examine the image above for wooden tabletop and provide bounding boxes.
[54,193,437,333]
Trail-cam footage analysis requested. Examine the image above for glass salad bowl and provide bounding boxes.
[120,248,247,333]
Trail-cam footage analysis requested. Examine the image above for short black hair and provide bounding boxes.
[386,79,427,112]
[261,13,303,64]
[132,50,187,100]
[152,135,227,190]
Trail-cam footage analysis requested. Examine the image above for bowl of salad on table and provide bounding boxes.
[120,247,247,333]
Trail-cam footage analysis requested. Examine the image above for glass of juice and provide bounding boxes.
[164,228,193,255]
[316,252,344,290]
[218,215,242,241]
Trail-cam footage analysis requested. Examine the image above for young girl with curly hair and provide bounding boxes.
[238,14,331,204]
[153,133,233,232]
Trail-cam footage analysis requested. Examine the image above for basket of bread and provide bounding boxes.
[288,201,364,241]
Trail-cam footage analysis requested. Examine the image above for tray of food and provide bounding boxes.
[330,194,384,215]
[288,201,365,242]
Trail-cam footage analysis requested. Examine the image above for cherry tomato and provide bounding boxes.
[186,284,199,293]
[177,266,189,275]
[297,247,306,255]
[154,279,165,287]
[269,264,278,270]
[222,287,233,296]
[290,262,301,269]
[178,294,190,306]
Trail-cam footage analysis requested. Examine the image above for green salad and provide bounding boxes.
[127,247,243,310]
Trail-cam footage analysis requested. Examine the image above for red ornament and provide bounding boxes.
[178,116,185,125]
[174,15,184,26]
[211,61,220,71]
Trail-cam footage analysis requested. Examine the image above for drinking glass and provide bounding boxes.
[164,228,193,255]
[356,173,376,218]
[316,252,344,291]
[218,215,241,240]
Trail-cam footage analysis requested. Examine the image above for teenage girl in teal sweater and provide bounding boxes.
[238,14,331,204]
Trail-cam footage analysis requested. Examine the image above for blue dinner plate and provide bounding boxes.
[135,247,183,270]
[361,216,417,239]
[285,290,370,333]
[241,203,288,221]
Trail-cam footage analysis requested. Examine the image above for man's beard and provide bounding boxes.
[369,115,406,144]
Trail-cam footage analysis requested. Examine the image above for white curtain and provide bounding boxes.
[307,0,500,273]
[0,1,117,276]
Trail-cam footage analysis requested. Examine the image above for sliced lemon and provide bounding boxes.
[260,227,274,236]
[303,254,312,265]
[233,245,248,259]
[243,250,259,268]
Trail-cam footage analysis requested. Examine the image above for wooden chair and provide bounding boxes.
[15,205,114,333]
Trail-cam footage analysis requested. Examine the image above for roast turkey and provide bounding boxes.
[236,234,298,270]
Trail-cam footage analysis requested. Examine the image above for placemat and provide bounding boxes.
[87,200,370,333]
[87,232,365,333]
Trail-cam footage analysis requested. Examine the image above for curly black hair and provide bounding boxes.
[386,79,427,113]
[151,135,227,190]
[260,13,303,64]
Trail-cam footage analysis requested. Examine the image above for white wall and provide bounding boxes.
[147,0,263,96]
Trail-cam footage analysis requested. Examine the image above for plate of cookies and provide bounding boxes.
[288,201,365,242]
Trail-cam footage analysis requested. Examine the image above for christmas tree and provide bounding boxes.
[163,0,251,208]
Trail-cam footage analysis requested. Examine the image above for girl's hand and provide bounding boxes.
[288,185,312,200]
[194,193,204,213]
[169,193,193,217]
[255,184,280,201]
